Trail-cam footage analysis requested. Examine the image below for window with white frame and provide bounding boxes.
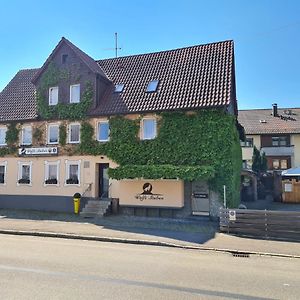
[47,124,59,144]
[49,87,58,105]
[18,161,32,185]
[65,160,80,185]
[0,162,7,184]
[97,121,109,142]
[141,118,157,140]
[21,126,32,145]
[70,84,80,103]
[44,161,59,185]
[69,124,80,143]
[0,127,7,146]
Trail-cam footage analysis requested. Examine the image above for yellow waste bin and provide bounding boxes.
[73,193,81,214]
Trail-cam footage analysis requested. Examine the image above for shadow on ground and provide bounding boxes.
[0,209,218,244]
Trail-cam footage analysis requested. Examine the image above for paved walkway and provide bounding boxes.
[0,209,299,258]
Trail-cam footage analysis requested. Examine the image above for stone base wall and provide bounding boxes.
[0,194,88,213]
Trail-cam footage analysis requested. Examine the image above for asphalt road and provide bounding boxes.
[0,234,299,300]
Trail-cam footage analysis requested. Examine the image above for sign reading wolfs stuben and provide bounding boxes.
[135,183,164,201]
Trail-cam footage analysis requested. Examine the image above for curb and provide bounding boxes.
[0,229,299,259]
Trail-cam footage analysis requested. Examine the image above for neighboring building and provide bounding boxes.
[0,37,241,217]
[239,104,300,172]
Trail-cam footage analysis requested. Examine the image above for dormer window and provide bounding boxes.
[70,84,80,103]
[49,87,58,105]
[146,80,159,92]
[115,83,124,93]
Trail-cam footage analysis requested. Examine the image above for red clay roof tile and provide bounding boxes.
[0,40,236,121]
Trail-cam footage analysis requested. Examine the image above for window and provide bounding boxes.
[62,54,68,64]
[146,80,159,92]
[49,87,58,105]
[240,138,253,147]
[69,124,80,143]
[70,84,80,103]
[0,127,7,146]
[97,121,109,142]
[272,136,288,147]
[281,159,288,170]
[21,126,32,145]
[0,162,7,184]
[18,162,32,185]
[65,160,81,185]
[47,124,59,144]
[272,159,280,169]
[141,118,157,140]
[115,83,124,93]
[272,159,288,170]
[44,161,60,185]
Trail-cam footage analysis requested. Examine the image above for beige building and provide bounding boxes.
[0,38,240,217]
[238,104,300,171]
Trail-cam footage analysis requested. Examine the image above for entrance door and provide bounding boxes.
[191,181,210,215]
[99,164,109,198]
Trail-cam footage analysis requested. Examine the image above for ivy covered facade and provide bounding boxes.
[0,37,241,217]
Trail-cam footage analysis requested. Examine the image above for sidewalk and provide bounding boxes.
[0,209,299,258]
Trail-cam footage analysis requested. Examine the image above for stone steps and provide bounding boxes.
[80,198,112,218]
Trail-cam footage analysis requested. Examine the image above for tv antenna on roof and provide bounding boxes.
[102,32,122,58]
[114,32,122,58]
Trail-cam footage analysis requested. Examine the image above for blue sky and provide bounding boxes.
[0,0,299,110]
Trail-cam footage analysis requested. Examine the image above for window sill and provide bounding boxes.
[17,183,32,187]
[44,183,60,187]
[98,139,109,143]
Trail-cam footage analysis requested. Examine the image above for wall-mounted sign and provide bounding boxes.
[135,182,164,201]
[229,210,236,221]
[193,192,208,199]
[284,183,292,192]
[18,147,58,156]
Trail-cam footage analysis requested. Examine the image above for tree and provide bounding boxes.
[252,146,261,173]
[252,146,267,173]
[260,152,268,173]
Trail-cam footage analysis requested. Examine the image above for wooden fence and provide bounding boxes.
[220,208,300,242]
[282,179,300,203]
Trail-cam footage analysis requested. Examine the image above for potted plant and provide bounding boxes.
[66,177,79,184]
[45,178,58,185]
[18,178,30,184]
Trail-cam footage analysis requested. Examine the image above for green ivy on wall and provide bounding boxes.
[33,127,43,145]
[79,110,242,207]
[59,124,67,146]
[6,123,20,147]
[0,123,20,157]
[36,62,93,121]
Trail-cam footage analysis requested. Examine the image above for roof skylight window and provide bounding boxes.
[115,83,124,93]
[146,80,159,92]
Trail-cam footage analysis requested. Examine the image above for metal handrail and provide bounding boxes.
[82,183,92,197]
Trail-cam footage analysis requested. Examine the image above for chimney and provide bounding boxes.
[272,103,278,117]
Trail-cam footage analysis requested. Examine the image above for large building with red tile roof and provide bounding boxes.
[0,38,240,216]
